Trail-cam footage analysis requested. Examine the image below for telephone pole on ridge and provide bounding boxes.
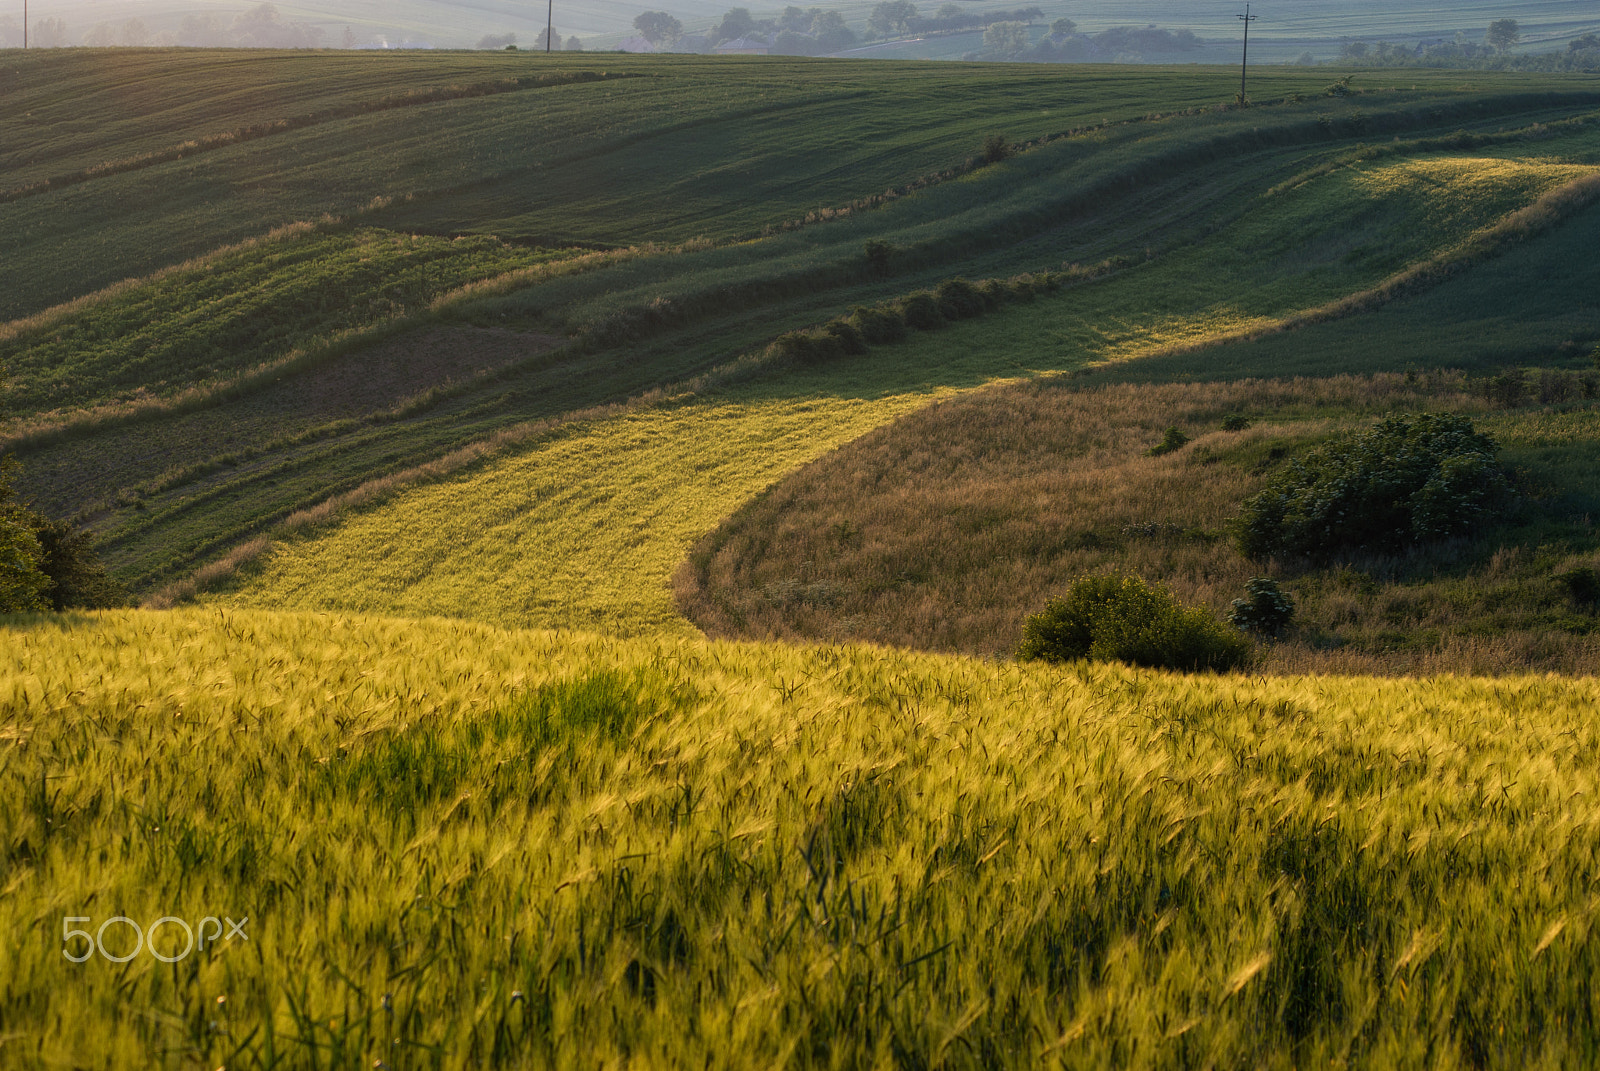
[1237,4,1258,105]
[546,0,553,51]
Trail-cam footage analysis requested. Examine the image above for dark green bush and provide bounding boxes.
[847,305,908,345]
[1228,577,1294,636]
[935,278,985,320]
[863,239,894,277]
[30,517,129,610]
[821,318,868,355]
[976,279,1009,309]
[1235,413,1513,560]
[1560,565,1600,608]
[898,292,944,331]
[1146,426,1190,456]
[768,329,842,364]
[981,133,1013,163]
[1485,368,1527,408]
[1221,414,1251,432]
[0,455,125,611]
[1017,574,1250,672]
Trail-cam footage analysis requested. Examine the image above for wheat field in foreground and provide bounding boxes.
[3,608,1598,1068]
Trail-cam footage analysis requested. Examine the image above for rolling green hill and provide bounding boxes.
[8,50,1600,1069]
[4,50,1599,609]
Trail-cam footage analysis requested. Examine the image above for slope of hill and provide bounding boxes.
[5,51,1598,611]
[13,0,1600,54]
[200,107,1600,639]
[6,607,1600,1067]
[9,51,1600,1070]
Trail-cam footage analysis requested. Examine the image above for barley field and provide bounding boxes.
[7,52,1600,1067]
[4,608,1600,1068]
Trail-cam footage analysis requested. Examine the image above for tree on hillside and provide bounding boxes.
[1572,33,1600,52]
[232,3,323,47]
[936,3,962,18]
[565,35,583,49]
[868,0,917,38]
[0,456,124,612]
[633,11,682,43]
[178,12,229,46]
[1486,18,1520,53]
[811,10,855,51]
[712,7,757,43]
[1050,17,1076,37]
[534,25,559,49]
[779,6,811,32]
[31,18,69,46]
[983,20,1029,56]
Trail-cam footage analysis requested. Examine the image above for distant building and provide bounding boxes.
[714,35,770,55]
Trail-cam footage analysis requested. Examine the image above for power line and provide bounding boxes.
[1238,4,1258,105]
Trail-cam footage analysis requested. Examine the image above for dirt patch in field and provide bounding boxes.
[271,325,564,422]
[17,326,565,520]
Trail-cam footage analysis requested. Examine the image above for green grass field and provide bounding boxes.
[7,51,1600,1067]
[7,52,1600,598]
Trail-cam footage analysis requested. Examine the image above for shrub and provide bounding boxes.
[1146,426,1190,456]
[1485,367,1527,408]
[0,515,50,613]
[821,318,868,356]
[1235,414,1513,559]
[935,278,985,320]
[897,291,944,331]
[1559,565,1600,607]
[30,517,129,610]
[1017,574,1250,672]
[981,133,1013,163]
[768,329,840,364]
[863,239,894,277]
[0,456,52,613]
[1228,577,1294,636]
[975,279,1009,309]
[847,305,908,344]
[1221,414,1251,431]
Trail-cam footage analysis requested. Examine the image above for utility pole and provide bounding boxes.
[1237,4,1258,105]
[23,0,26,48]
[546,0,552,51]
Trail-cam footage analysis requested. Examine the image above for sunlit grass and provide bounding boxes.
[4,608,1600,1067]
[207,385,956,633]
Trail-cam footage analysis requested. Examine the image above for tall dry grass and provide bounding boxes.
[677,372,1600,672]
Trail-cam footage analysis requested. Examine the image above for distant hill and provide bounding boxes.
[5,0,1596,56]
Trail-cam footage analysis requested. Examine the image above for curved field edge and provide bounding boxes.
[196,140,1600,634]
[12,84,1600,596]
[3,607,1600,1067]
[672,371,1600,674]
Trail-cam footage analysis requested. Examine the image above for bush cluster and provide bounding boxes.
[1017,574,1250,672]
[1146,426,1190,457]
[1235,414,1513,560]
[0,456,126,613]
[765,268,1082,367]
[1228,577,1295,637]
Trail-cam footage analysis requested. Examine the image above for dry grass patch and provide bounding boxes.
[677,371,1600,672]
